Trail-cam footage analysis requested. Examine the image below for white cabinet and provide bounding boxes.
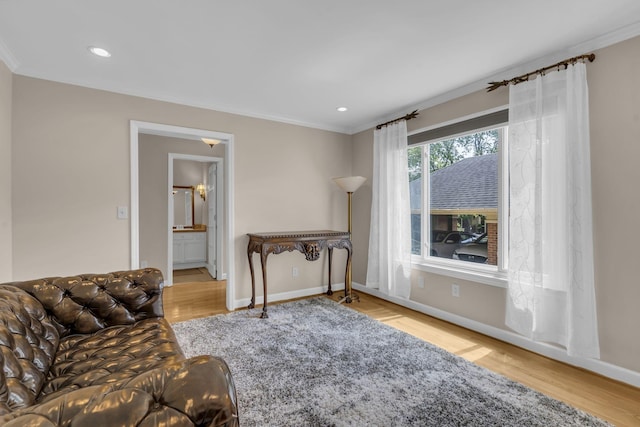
[173,231,206,268]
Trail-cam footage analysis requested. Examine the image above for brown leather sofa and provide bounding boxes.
[0,268,239,426]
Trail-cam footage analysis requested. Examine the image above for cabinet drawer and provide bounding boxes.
[173,232,205,241]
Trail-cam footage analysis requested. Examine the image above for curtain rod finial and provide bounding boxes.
[376,110,420,129]
[486,81,505,92]
[486,53,596,92]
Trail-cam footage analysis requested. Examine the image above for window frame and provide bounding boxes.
[408,107,509,288]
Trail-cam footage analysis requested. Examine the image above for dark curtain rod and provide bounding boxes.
[374,54,594,128]
[486,53,596,92]
[375,110,419,130]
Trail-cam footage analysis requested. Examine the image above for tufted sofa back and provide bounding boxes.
[7,269,164,337]
[0,285,60,414]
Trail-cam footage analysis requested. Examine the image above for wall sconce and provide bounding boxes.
[195,183,206,201]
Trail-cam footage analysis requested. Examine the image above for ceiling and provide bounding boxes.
[1,1,639,134]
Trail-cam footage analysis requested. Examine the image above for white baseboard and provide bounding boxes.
[235,283,345,310]
[352,282,640,388]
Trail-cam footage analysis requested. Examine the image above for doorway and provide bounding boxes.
[130,121,235,311]
[168,153,223,285]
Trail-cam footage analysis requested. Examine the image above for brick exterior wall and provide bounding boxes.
[487,222,498,266]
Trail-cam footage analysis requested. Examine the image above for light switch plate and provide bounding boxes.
[117,206,128,219]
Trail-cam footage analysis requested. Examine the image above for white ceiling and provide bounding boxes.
[1,1,639,134]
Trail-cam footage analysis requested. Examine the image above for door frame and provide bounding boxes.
[130,120,235,311]
[206,162,221,279]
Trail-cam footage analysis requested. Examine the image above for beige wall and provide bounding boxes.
[587,35,640,373]
[0,60,11,281]
[11,77,352,301]
[139,135,225,279]
[352,35,640,373]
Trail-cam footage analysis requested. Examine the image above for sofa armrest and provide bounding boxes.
[5,268,165,337]
[0,355,239,427]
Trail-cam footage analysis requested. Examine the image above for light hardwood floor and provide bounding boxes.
[163,282,640,426]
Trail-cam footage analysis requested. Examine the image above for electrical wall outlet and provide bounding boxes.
[292,267,299,277]
[140,260,148,268]
[451,283,460,297]
[417,276,425,289]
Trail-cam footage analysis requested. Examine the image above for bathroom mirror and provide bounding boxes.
[173,186,194,228]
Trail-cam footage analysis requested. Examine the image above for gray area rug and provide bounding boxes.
[172,297,609,427]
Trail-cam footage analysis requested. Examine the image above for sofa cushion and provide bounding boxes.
[39,318,184,402]
[0,356,239,427]
[0,285,59,415]
[7,270,164,338]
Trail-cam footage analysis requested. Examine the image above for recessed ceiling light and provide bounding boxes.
[337,107,348,112]
[88,46,111,58]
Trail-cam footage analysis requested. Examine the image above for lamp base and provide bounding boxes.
[337,290,360,304]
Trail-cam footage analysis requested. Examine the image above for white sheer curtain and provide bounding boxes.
[506,63,600,359]
[366,120,411,299]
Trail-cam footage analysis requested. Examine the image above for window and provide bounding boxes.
[408,110,508,277]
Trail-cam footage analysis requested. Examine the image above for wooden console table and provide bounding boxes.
[247,230,352,318]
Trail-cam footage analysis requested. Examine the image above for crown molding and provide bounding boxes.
[3,21,639,135]
[0,37,19,72]
[14,69,353,135]
[350,21,640,135]
[573,20,640,53]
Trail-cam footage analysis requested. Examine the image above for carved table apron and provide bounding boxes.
[247,230,352,318]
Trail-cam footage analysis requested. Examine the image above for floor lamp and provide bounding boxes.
[333,176,366,304]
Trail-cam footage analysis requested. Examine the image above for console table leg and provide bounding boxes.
[327,247,334,295]
[260,249,269,318]
[247,249,256,309]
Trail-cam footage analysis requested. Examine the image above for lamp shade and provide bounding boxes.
[333,176,366,193]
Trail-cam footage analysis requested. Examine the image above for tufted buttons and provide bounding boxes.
[0,357,239,426]
[5,269,165,338]
[0,286,59,412]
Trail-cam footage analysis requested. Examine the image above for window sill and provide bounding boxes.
[411,256,508,288]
